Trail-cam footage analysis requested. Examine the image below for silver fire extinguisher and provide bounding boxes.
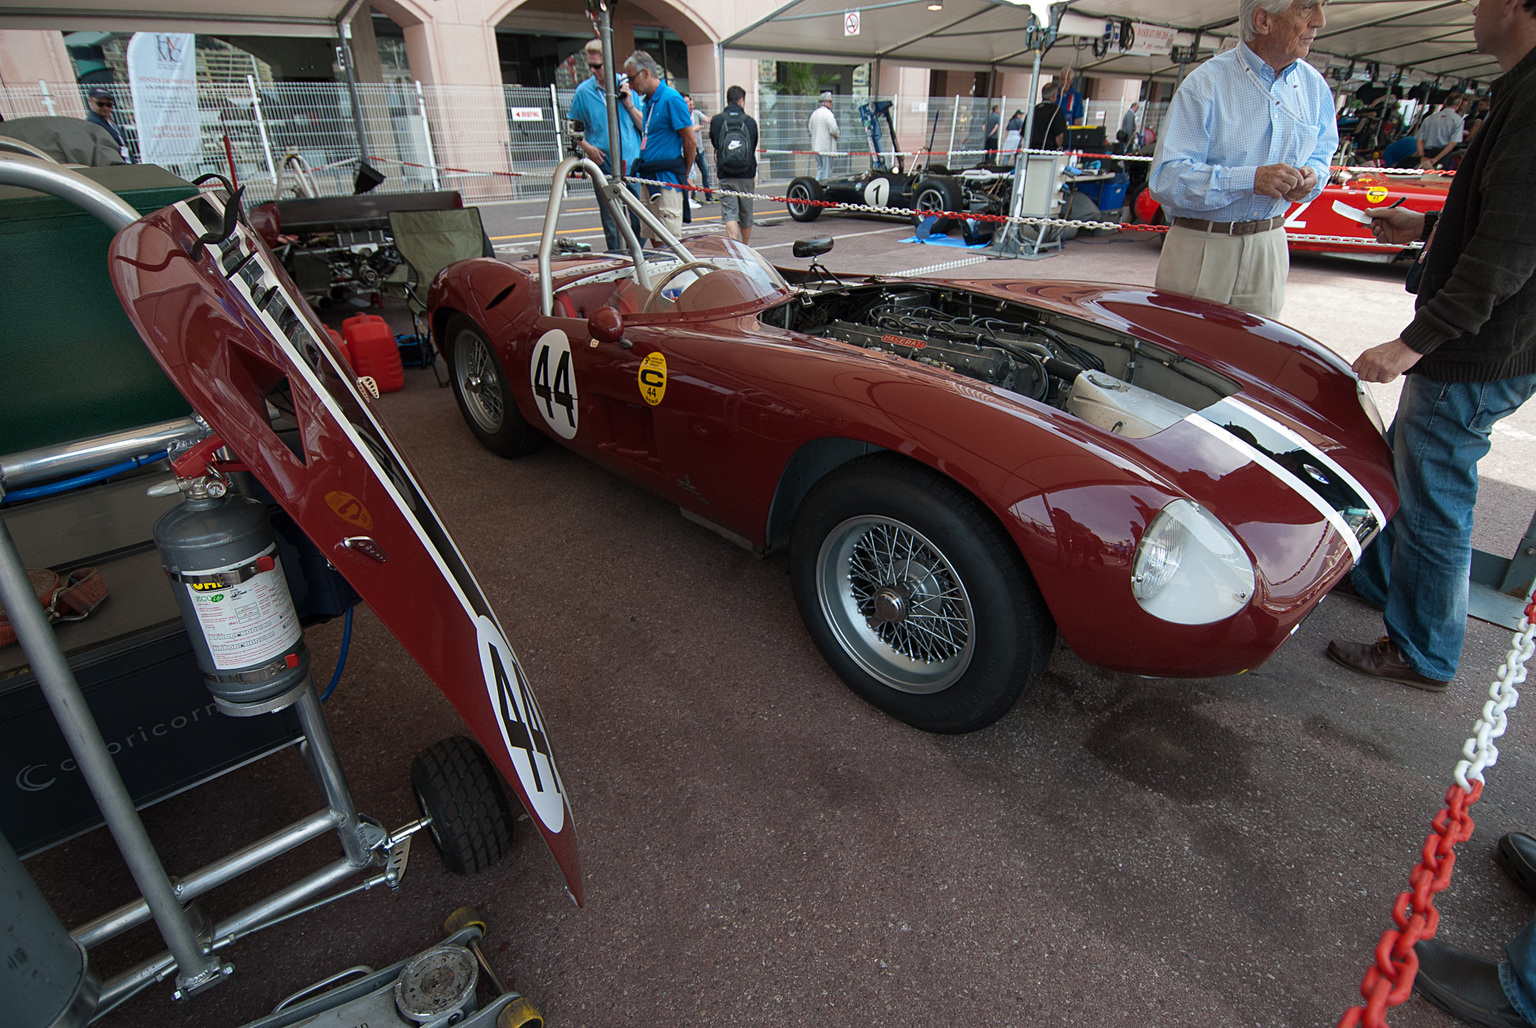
[154,482,311,716]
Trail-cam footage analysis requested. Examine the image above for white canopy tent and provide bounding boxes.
[722,0,1501,87]
[0,1,356,37]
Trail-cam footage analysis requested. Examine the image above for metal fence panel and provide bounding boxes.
[0,84,68,120]
[4,81,1168,205]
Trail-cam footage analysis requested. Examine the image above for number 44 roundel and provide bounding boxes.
[531,330,579,440]
[475,615,567,833]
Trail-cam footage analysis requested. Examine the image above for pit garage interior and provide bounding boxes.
[2,2,1535,1027]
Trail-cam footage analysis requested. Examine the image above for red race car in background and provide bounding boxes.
[425,152,1398,735]
[1132,169,1450,255]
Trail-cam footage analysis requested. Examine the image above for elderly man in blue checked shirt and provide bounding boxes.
[1149,0,1336,319]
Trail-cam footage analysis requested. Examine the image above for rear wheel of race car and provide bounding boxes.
[790,455,1055,734]
[410,735,517,876]
[445,314,542,458]
[786,176,825,222]
[911,177,962,234]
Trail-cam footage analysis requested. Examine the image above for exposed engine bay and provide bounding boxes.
[763,281,1378,532]
[763,283,1238,436]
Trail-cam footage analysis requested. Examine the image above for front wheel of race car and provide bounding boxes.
[789,455,1055,734]
[445,314,542,458]
[786,177,825,222]
[912,177,962,234]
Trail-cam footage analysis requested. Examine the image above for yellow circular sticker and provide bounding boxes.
[1366,185,1390,204]
[639,352,667,407]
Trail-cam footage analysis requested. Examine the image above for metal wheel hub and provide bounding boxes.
[454,331,503,433]
[869,586,908,626]
[816,515,976,695]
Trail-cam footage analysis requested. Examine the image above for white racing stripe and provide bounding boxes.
[1183,411,1363,562]
[1210,395,1387,533]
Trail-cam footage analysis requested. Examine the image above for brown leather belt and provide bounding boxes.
[1172,214,1286,236]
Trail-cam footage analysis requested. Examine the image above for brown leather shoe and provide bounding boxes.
[1327,636,1451,691]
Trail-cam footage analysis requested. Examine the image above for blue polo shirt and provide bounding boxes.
[638,81,691,187]
[568,75,642,173]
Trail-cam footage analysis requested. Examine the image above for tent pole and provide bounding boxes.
[991,45,1044,258]
[334,1,370,170]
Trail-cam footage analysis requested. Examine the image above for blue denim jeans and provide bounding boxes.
[1352,372,1536,680]
[1503,917,1536,1021]
[593,176,641,252]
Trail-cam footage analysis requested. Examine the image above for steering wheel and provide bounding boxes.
[641,261,717,314]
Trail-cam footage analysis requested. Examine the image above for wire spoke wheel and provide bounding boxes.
[790,455,1053,733]
[817,515,975,694]
[444,313,541,458]
[454,326,504,435]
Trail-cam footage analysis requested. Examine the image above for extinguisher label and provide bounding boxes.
[182,547,303,670]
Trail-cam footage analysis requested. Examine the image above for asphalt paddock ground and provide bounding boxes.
[22,188,1536,1028]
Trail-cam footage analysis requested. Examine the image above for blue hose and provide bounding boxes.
[319,606,354,702]
[2,450,170,504]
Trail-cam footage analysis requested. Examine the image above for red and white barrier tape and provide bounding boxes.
[366,154,533,179]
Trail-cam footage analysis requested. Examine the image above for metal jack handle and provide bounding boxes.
[443,907,509,995]
[0,516,227,999]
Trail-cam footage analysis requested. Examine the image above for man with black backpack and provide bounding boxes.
[709,85,759,244]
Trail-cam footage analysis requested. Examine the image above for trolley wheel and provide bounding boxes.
[443,905,486,935]
[410,736,516,876]
[496,997,545,1028]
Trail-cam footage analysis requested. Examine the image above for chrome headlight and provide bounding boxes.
[1131,499,1256,625]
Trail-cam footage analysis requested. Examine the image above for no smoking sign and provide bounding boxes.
[845,10,860,36]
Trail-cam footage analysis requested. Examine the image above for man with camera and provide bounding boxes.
[567,38,643,250]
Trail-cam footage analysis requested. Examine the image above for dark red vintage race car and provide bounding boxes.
[427,155,1398,734]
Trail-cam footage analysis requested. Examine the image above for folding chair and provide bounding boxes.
[386,207,495,385]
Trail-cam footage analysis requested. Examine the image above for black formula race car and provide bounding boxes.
[784,100,1014,241]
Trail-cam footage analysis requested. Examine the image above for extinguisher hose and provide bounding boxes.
[2,450,170,505]
[319,605,354,702]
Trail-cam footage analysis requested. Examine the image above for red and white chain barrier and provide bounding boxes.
[1338,589,1536,1028]
[626,175,1419,252]
[351,154,1422,251]
[754,145,1455,177]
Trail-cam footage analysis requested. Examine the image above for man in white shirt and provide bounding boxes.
[808,92,839,179]
[1148,0,1336,319]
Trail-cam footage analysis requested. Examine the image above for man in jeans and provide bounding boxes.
[1328,0,1536,704]
[709,85,759,244]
